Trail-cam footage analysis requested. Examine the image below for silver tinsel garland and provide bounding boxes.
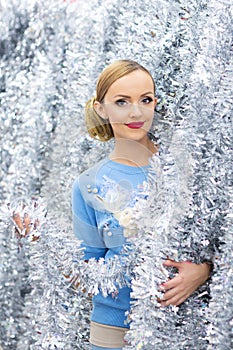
[122,1,233,348]
[0,1,69,348]
[0,0,232,349]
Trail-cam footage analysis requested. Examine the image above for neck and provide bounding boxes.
[109,137,157,167]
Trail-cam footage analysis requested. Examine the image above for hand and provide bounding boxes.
[13,212,32,236]
[159,260,211,306]
[12,212,39,240]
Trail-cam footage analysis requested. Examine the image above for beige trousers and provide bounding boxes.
[90,321,129,348]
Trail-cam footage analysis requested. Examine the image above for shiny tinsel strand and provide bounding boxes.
[0,1,80,348]
[113,1,232,349]
[199,2,233,348]
[206,204,233,350]
[40,0,119,227]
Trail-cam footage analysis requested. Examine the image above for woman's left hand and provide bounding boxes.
[159,260,211,306]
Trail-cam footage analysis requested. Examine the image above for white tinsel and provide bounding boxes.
[0,0,232,349]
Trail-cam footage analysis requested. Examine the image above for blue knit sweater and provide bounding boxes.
[72,158,149,328]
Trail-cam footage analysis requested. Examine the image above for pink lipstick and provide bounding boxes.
[125,122,144,129]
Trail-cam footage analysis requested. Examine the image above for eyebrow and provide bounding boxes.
[113,91,154,98]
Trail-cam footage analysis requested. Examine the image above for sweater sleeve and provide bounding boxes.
[72,178,107,260]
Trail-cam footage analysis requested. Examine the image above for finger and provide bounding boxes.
[23,213,31,234]
[163,259,182,269]
[161,284,191,305]
[165,295,187,306]
[173,297,187,306]
[163,288,181,301]
[161,275,183,289]
[23,213,30,226]
[159,294,185,307]
[13,213,24,231]
[159,300,175,307]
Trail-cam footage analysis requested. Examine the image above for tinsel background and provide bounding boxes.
[0,0,232,349]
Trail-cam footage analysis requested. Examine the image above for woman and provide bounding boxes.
[72,59,211,349]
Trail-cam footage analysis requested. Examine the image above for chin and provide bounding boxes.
[115,132,149,143]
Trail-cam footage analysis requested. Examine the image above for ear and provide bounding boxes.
[154,97,158,110]
[93,101,108,119]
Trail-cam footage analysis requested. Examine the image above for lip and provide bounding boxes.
[125,122,144,129]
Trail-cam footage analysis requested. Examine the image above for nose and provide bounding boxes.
[129,103,143,118]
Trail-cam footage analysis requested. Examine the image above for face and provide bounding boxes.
[94,69,157,145]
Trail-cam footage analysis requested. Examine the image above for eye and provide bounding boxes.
[141,96,153,104]
[115,99,128,106]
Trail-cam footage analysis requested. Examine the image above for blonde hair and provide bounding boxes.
[85,59,155,142]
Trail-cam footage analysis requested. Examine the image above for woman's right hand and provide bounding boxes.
[13,212,31,236]
[12,212,39,240]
